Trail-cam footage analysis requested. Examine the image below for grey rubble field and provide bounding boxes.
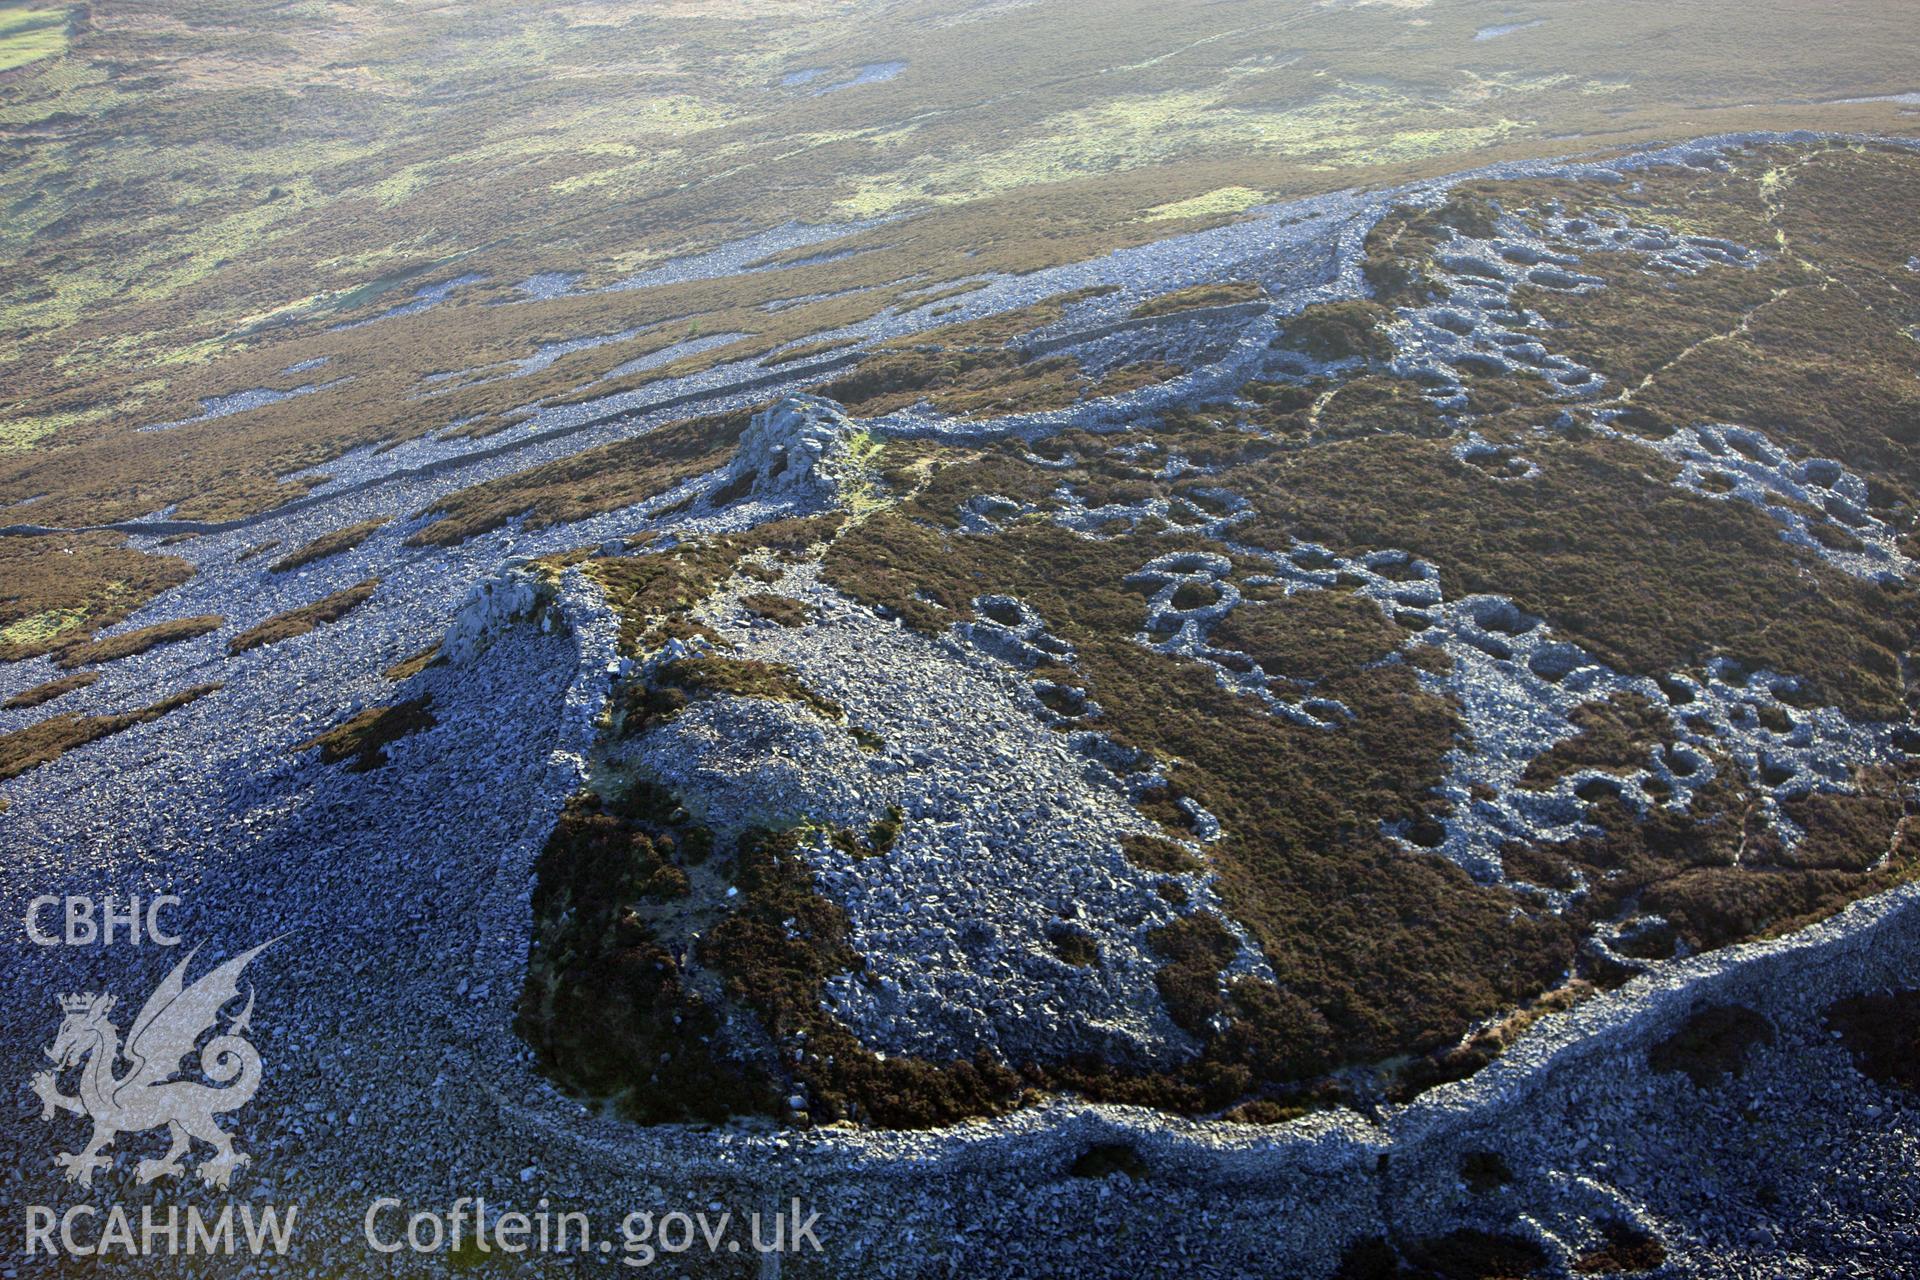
[2,132,1918,1277]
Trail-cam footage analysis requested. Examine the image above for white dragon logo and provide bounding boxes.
[30,940,273,1189]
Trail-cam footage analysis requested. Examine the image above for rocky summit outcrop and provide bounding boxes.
[716,392,864,504]
[441,560,562,664]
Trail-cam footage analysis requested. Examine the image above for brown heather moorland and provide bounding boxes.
[513,145,1920,1124]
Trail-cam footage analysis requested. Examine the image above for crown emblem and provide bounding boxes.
[59,993,104,1014]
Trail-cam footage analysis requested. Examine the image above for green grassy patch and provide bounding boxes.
[1271,300,1393,363]
[381,644,441,681]
[581,516,842,656]
[0,5,67,75]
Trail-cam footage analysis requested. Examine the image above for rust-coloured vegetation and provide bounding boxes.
[381,645,441,681]
[1825,989,1920,1094]
[0,684,220,783]
[1129,281,1266,318]
[227,580,379,654]
[2,670,99,710]
[0,534,194,663]
[270,518,389,573]
[739,593,811,627]
[1649,1005,1775,1087]
[518,794,773,1124]
[51,615,224,669]
[293,697,437,772]
[1573,1220,1668,1275]
[519,145,1920,1127]
[410,409,752,548]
